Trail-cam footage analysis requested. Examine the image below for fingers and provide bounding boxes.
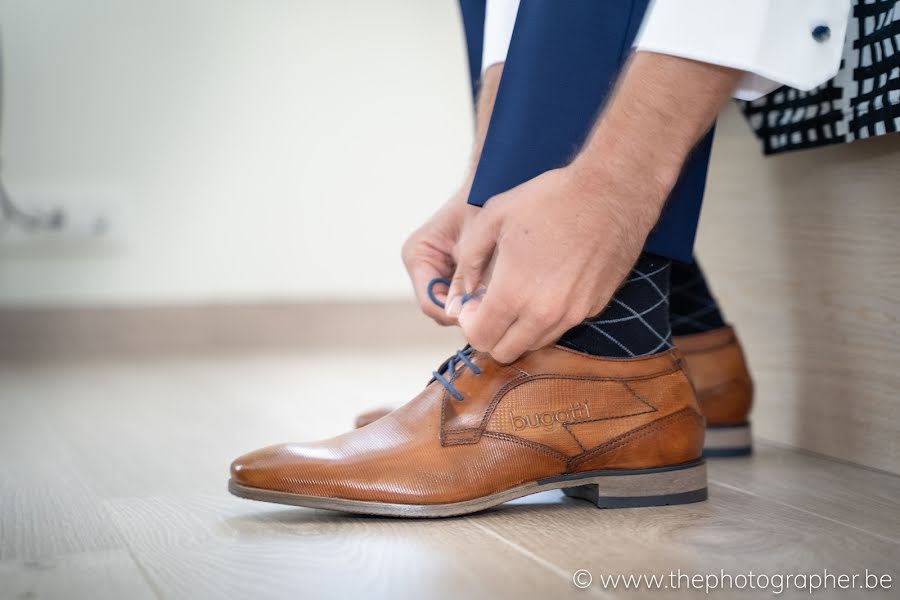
[488,318,534,364]
[444,269,467,319]
[460,270,591,363]
[528,310,587,354]
[451,211,501,307]
[407,262,457,326]
[489,299,570,363]
[457,283,517,354]
[449,195,598,362]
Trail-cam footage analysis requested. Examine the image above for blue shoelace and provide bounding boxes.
[427,276,482,401]
[426,276,485,309]
[432,346,481,401]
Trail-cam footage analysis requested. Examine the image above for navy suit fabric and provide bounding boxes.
[457,0,486,103]
[459,0,713,263]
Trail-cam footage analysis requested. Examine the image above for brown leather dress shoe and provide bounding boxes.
[675,326,753,456]
[354,326,754,457]
[353,407,392,429]
[229,346,707,517]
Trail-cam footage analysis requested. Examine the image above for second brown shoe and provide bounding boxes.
[230,346,707,517]
[355,326,754,457]
[675,326,753,456]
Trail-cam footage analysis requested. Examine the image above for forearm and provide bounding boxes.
[468,63,503,172]
[571,52,742,227]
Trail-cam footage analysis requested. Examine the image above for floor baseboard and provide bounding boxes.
[0,302,463,358]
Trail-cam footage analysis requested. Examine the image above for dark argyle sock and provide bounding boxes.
[669,257,726,336]
[558,254,672,358]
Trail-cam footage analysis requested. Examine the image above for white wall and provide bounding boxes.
[0,0,473,305]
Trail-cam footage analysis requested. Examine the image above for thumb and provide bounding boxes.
[448,213,501,313]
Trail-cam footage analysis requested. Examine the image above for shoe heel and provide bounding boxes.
[561,462,707,508]
[704,423,753,457]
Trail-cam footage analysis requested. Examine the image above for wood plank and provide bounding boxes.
[707,442,900,543]
[699,105,900,474]
[0,368,124,561]
[5,349,899,599]
[470,481,899,599]
[0,550,156,600]
[24,349,452,499]
[103,492,581,600]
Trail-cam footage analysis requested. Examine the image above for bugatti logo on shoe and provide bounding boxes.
[512,403,591,431]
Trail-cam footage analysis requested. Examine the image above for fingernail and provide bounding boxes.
[445,295,462,318]
[462,286,487,305]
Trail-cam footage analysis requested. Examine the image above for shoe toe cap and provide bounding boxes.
[230,443,301,491]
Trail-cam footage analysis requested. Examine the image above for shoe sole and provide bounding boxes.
[704,423,752,457]
[228,460,707,518]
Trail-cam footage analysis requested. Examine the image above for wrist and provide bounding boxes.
[564,167,664,243]
[445,179,477,217]
[568,139,676,218]
[569,52,739,211]
[572,113,686,202]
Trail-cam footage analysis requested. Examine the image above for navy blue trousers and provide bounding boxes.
[457,0,713,263]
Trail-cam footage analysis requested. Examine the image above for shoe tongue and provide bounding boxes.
[441,359,525,433]
[427,348,475,386]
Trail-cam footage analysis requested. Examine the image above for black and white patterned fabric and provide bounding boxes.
[559,254,673,359]
[669,259,726,336]
[739,0,900,155]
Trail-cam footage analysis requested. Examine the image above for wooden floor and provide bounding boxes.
[1,346,898,600]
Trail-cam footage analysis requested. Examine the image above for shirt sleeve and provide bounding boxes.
[634,0,851,100]
[481,0,520,73]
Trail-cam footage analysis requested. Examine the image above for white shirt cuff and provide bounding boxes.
[635,0,851,100]
[482,0,520,73]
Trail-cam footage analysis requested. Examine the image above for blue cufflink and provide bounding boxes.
[812,25,831,42]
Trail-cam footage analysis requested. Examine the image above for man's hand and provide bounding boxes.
[449,164,668,363]
[402,63,504,325]
[401,192,477,325]
[446,52,742,363]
